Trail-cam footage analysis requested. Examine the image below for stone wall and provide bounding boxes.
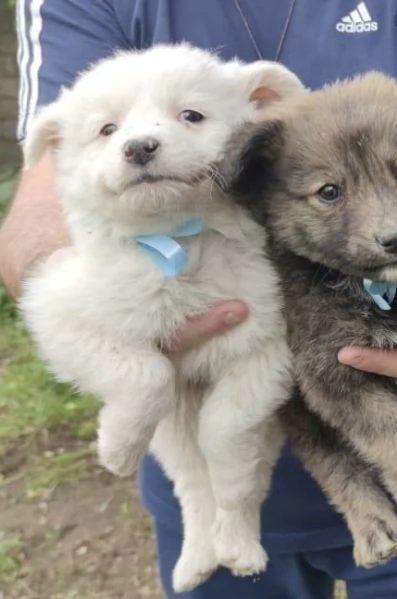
[0,4,20,166]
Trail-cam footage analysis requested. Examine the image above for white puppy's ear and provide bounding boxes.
[23,89,70,169]
[243,61,305,111]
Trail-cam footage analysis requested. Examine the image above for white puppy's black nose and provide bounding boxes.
[123,138,160,166]
[376,232,397,254]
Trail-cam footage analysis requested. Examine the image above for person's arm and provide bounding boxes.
[0,154,69,299]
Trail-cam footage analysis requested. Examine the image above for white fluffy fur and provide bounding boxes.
[21,44,302,591]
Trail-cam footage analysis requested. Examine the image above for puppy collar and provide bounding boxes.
[134,218,205,277]
[363,278,397,311]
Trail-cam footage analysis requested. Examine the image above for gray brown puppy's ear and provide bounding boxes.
[214,120,284,196]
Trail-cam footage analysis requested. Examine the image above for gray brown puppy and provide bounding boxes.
[216,72,397,569]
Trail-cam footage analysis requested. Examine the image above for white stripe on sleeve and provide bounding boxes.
[16,0,30,139]
[16,0,46,139]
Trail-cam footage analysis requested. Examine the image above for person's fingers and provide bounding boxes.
[165,301,249,355]
[338,346,397,377]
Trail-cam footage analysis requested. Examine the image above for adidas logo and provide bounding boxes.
[336,2,378,33]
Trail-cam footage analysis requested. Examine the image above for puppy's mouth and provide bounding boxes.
[342,259,397,282]
[365,262,397,272]
[362,261,397,279]
[321,254,397,281]
[124,172,208,190]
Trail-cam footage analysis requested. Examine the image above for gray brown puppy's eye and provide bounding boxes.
[178,110,205,123]
[100,123,118,136]
[317,184,344,203]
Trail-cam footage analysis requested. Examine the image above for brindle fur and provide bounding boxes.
[219,72,397,567]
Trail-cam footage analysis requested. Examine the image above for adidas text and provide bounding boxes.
[336,21,378,33]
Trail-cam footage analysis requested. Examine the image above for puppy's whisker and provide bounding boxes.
[208,173,216,203]
[207,164,228,192]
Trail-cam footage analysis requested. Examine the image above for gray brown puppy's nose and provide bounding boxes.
[376,232,397,254]
[123,138,160,166]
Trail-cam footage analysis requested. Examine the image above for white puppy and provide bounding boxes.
[21,44,302,592]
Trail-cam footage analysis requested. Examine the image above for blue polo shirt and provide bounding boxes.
[16,0,397,552]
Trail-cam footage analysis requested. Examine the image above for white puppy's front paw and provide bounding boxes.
[97,405,155,477]
[172,543,218,593]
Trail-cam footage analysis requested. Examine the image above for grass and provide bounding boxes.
[26,446,96,499]
[0,534,25,585]
[0,167,18,217]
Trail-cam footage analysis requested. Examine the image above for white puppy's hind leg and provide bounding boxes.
[198,349,289,576]
[172,474,218,592]
[152,407,218,594]
[210,436,279,577]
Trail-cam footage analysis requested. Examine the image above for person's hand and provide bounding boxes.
[164,300,249,354]
[338,346,397,377]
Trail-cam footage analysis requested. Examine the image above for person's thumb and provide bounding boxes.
[165,301,249,355]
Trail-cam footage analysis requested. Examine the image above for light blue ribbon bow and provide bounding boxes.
[363,278,397,311]
[134,218,205,277]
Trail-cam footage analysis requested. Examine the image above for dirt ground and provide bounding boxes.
[0,468,163,599]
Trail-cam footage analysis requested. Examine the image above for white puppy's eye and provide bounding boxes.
[178,110,205,123]
[99,123,118,136]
